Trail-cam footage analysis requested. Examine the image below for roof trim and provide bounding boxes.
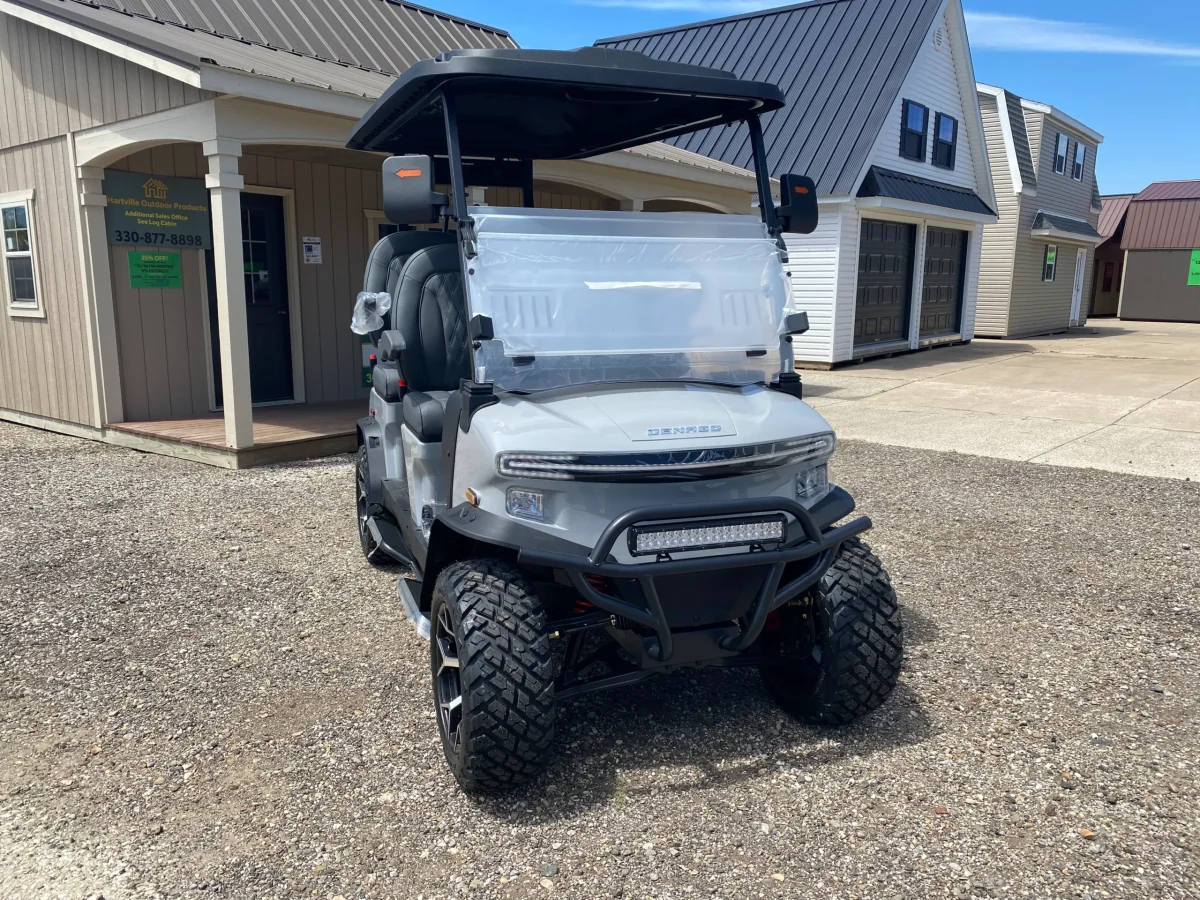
[977,84,1029,196]
[1019,98,1104,145]
[0,0,201,86]
[596,0,847,44]
[858,165,996,219]
[378,0,512,39]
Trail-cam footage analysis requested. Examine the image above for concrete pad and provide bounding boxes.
[803,396,848,412]
[1165,377,1200,402]
[935,354,1200,399]
[865,381,1146,425]
[821,403,1101,462]
[840,342,1030,379]
[1117,397,1200,433]
[1024,321,1200,362]
[1033,425,1200,481]
[800,372,911,400]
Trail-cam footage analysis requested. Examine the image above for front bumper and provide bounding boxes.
[436,487,870,666]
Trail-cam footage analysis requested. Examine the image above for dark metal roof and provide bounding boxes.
[596,0,944,197]
[1123,193,1200,251]
[858,167,995,217]
[1004,90,1037,189]
[56,0,515,77]
[1097,194,1133,241]
[1134,180,1200,202]
[348,47,785,156]
[1031,211,1102,241]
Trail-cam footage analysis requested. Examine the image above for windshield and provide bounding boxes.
[466,207,789,392]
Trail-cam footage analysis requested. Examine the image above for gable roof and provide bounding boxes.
[596,0,945,197]
[977,84,1037,194]
[1134,180,1200,202]
[1097,194,1132,240]
[3,0,514,100]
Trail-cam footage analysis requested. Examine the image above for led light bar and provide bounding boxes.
[628,514,787,557]
[497,434,835,483]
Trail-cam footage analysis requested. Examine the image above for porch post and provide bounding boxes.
[77,166,123,426]
[203,139,253,449]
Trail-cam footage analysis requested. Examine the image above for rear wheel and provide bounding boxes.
[761,538,903,724]
[431,560,556,793]
[355,444,389,565]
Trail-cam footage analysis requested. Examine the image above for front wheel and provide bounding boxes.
[761,537,903,724]
[430,560,556,793]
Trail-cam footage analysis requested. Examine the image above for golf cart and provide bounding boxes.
[347,48,903,793]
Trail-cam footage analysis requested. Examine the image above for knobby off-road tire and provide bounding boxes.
[762,537,903,725]
[430,560,556,793]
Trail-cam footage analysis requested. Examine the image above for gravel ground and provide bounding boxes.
[1,421,1197,900]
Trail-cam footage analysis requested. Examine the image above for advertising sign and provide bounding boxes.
[128,251,182,289]
[303,236,323,264]
[104,171,211,249]
[1189,249,1200,287]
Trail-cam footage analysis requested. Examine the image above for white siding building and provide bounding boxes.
[600,0,998,365]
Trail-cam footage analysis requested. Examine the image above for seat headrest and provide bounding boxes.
[362,230,455,304]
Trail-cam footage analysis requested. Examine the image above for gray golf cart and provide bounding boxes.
[346,48,902,793]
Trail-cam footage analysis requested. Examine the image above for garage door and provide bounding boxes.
[855,219,915,347]
[920,227,968,338]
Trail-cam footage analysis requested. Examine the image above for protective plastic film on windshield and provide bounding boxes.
[465,208,789,392]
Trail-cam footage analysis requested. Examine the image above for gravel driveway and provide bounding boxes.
[1,422,1197,900]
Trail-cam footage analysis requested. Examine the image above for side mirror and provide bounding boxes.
[382,155,448,225]
[776,174,818,235]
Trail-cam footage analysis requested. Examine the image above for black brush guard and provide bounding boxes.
[519,496,871,666]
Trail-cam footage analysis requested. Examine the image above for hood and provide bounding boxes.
[476,383,832,456]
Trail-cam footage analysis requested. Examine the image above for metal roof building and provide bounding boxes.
[0,0,766,465]
[599,0,999,364]
[1100,181,1200,324]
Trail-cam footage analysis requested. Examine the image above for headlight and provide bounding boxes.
[796,463,830,503]
[506,486,544,520]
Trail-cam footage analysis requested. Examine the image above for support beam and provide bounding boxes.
[204,139,253,450]
[76,165,123,426]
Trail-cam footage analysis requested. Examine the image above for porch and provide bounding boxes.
[106,400,361,468]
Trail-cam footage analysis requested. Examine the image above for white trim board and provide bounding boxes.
[976,84,1035,197]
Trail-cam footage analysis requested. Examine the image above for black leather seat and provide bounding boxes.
[390,242,471,441]
[361,230,456,329]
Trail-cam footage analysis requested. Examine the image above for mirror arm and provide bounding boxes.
[747,115,779,234]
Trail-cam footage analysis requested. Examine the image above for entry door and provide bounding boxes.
[206,192,293,406]
[855,219,915,346]
[1069,247,1087,326]
[920,227,969,338]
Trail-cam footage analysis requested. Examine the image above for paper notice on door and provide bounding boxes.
[303,236,322,264]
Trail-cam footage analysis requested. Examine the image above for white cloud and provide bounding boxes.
[964,12,1200,58]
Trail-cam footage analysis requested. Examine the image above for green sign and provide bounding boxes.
[104,170,211,249]
[1189,249,1200,287]
[128,251,182,289]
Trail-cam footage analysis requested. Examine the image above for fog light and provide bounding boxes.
[629,515,786,556]
[506,487,543,520]
[797,464,829,502]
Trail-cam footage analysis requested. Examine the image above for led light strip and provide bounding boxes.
[628,514,787,557]
[497,434,834,482]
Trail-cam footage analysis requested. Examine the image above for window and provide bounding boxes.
[932,113,958,169]
[1102,261,1116,293]
[1054,134,1069,175]
[1043,244,1058,282]
[1,190,40,315]
[1073,143,1086,181]
[900,100,928,161]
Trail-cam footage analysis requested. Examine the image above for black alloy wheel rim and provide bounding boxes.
[356,458,374,549]
[433,605,463,751]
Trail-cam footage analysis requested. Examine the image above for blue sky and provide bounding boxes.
[431,0,1198,194]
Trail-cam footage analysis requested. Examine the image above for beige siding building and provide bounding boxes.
[0,0,763,467]
[975,85,1104,338]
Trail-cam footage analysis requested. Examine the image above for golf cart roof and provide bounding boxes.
[346,48,786,160]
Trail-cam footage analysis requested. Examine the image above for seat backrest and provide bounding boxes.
[362,230,455,329]
[392,243,470,392]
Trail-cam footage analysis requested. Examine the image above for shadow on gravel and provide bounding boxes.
[474,671,932,822]
[900,603,940,647]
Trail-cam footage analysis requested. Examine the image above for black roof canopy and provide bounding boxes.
[346,48,786,159]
